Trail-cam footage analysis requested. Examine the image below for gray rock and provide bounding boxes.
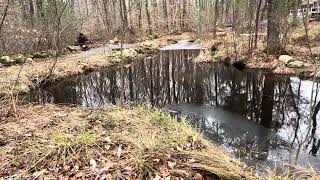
[33,52,50,59]
[287,60,305,68]
[67,45,82,52]
[12,54,26,63]
[0,56,15,65]
[279,55,295,64]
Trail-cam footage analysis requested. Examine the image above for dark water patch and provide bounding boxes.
[27,49,320,170]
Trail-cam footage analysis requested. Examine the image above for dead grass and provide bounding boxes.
[262,165,320,180]
[0,104,255,179]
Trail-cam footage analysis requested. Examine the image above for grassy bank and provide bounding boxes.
[0,104,253,179]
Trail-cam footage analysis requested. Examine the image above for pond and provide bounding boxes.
[27,45,320,171]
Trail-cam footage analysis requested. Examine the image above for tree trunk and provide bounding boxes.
[254,0,263,48]
[163,0,169,30]
[213,0,219,38]
[292,0,299,27]
[266,0,282,54]
[145,0,152,35]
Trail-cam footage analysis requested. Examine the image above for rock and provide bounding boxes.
[0,56,15,65]
[33,52,50,59]
[0,63,3,68]
[167,39,178,44]
[12,81,30,94]
[67,45,82,52]
[279,55,295,64]
[287,60,305,68]
[113,38,120,44]
[12,54,26,64]
[26,57,33,63]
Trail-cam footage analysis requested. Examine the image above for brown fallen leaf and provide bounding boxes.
[118,159,129,167]
[160,165,170,177]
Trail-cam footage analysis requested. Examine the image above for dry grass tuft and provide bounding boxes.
[0,105,255,179]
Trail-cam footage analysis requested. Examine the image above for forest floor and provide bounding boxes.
[0,104,255,179]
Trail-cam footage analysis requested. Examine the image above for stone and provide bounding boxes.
[0,56,15,65]
[12,54,26,64]
[113,37,120,44]
[279,55,295,64]
[287,60,306,68]
[26,57,33,63]
[14,82,30,94]
[33,52,50,59]
[67,45,82,52]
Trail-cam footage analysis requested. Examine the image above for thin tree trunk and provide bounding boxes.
[213,0,219,38]
[145,0,152,35]
[254,0,263,48]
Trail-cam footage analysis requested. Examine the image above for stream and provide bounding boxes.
[27,41,320,171]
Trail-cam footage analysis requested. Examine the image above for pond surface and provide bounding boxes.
[28,47,320,170]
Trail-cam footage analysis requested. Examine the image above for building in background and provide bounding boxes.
[300,0,320,20]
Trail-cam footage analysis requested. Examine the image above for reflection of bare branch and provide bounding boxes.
[288,82,302,146]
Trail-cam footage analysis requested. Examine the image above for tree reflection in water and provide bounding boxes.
[29,50,320,168]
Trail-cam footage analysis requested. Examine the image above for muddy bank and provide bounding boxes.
[0,105,254,179]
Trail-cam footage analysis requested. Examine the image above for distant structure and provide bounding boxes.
[300,0,320,19]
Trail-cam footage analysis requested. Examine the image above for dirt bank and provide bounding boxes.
[0,105,254,179]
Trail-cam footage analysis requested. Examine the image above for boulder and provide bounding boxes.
[33,52,50,59]
[287,60,305,68]
[14,82,30,94]
[0,56,15,65]
[279,55,295,64]
[12,54,26,64]
[67,45,82,52]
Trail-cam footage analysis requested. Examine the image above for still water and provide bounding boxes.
[29,49,320,170]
